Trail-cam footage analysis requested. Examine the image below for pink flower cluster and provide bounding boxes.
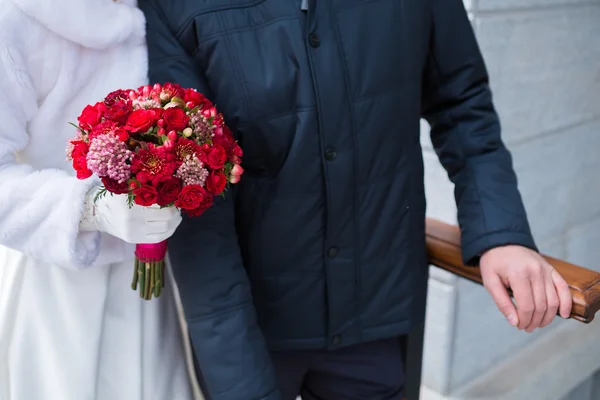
[175,155,209,186]
[86,133,133,183]
[190,112,215,142]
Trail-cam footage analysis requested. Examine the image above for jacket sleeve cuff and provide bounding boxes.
[462,230,538,266]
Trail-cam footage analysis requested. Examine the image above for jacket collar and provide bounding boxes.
[11,0,144,49]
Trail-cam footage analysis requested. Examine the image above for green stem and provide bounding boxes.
[154,261,162,298]
[154,261,165,297]
[131,259,140,290]
[149,262,156,300]
[144,263,152,300]
[138,260,146,298]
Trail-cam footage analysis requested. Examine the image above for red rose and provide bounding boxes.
[71,140,89,159]
[147,108,163,121]
[135,171,151,185]
[72,156,92,179]
[211,133,226,149]
[212,130,235,150]
[133,185,158,206]
[115,127,129,142]
[135,170,172,186]
[161,83,185,100]
[72,156,87,171]
[205,170,227,195]
[183,89,207,107]
[126,109,156,133]
[157,177,183,206]
[101,176,129,195]
[206,145,227,170]
[76,169,93,180]
[196,145,208,164]
[186,192,214,217]
[232,143,243,158]
[174,185,205,210]
[162,107,189,132]
[88,120,117,140]
[77,102,106,130]
[105,100,132,124]
[104,89,130,107]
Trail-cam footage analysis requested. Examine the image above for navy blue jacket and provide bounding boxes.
[140,0,537,398]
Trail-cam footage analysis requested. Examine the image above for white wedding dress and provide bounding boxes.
[0,0,199,399]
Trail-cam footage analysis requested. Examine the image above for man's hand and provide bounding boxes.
[480,245,572,332]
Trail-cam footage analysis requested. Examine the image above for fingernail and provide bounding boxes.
[508,314,518,326]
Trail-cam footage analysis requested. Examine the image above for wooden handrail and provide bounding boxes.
[425,218,600,323]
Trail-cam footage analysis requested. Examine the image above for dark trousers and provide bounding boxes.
[271,338,405,400]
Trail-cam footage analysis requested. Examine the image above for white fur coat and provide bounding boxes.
[0,0,148,268]
[0,1,196,399]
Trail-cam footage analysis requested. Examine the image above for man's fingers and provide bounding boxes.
[524,266,547,332]
[510,274,535,330]
[552,268,573,319]
[485,274,518,327]
[539,273,559,328]
[481,247,571,331]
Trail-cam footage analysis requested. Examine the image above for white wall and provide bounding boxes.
[421,1,600,399]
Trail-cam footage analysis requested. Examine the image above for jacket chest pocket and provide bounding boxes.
[188,0,315,176]
[190,0,318,120]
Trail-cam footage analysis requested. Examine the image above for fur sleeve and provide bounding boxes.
[0,32,102,269]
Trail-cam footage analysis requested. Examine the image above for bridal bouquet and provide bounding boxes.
[67,83,243,299]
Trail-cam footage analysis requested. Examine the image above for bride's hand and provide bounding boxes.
[81,188,182,244]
